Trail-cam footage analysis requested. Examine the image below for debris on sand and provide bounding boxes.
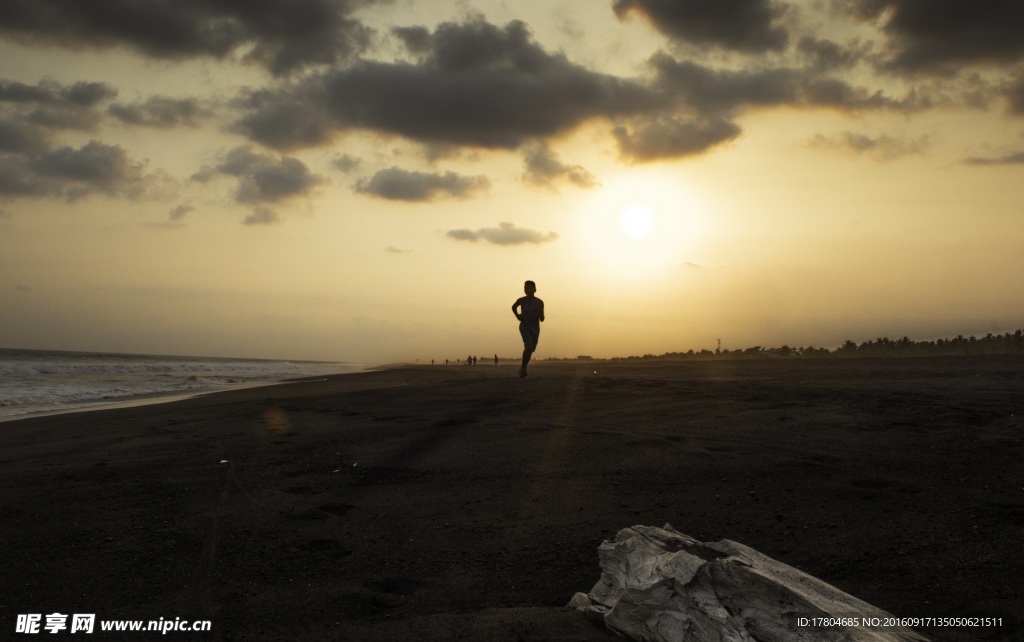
[570,524,928,642]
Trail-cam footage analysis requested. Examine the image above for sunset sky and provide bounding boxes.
[2,0,1023,363]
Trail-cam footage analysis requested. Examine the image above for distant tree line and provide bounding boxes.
[547,329,1024,362]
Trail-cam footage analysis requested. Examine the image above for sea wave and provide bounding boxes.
[0,350,360,419]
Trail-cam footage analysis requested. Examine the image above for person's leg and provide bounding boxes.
[519,328,538,376]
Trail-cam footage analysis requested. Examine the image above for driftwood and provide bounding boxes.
[569,524,928,642]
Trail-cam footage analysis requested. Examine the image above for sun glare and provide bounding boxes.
[618,202,656,239]
[574,171,706,282]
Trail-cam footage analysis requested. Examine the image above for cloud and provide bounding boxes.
[649,53,921,114]
[0,118,49,153]
[227,15,971,164]
[354,166,489,202]
[243,205,281,225]
[169,203,194,220]
[1006,75,1024,115]
[0,79,115,107]
[962,151,1024,166]
[797,36,865,71]
[521,141,598,189]
[108,97,208,128]
[446,222,558,246]
[190,147,320,223]
[612,0,789,53]
[0,79,116,133]
[146,203,196,230]
[194,146,322,204]
[331,153,361,173]
[808,131,929,160]
[385,246,412,253]
[0,80,180,203]
[613,116,742,161]
[0,0,373,76]
[229,88,337,150]
[232,18,659,151]
[845,0,1024,73]
[0,140,158,202]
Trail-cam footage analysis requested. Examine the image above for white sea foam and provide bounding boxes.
[0,349,364,420]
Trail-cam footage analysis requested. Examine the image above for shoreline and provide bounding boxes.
[1,356,1021,640]
[0,379,304,425]
[0,365,383,425]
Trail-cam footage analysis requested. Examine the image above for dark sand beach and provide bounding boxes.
[1,357,1021,641]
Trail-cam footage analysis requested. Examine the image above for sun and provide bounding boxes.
[618,201,656,240]
[573,169,709,282]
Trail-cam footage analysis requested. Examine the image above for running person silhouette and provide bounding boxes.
[511,280,545,378]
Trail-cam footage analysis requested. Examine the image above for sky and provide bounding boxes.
[1,0,1023,364]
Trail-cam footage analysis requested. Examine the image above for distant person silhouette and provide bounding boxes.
[511,280,545,378]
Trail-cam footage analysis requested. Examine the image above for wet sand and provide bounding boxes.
[1,357,1021,640]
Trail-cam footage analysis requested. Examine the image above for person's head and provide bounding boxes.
[524,280,537,295]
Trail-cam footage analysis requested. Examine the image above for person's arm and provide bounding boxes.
[539,300,545,322]
[512,300,522,321]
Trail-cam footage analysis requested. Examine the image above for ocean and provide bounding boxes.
[0,348,366,421]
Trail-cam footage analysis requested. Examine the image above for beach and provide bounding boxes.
[1,357,1021,641]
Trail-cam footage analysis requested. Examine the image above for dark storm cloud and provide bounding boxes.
[194,146,322,205]
[0,0,373,76]
[354,167,489,202]
[446,222,558,246]
[109,97,208,128]
[521,141,598,189]
[233,19,660,151]
[0,140,155,201]
[612,0,789,53]
[844,0,1024,73]
[962,151,1024,166]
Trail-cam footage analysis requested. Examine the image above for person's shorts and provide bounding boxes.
[520,325,540,351]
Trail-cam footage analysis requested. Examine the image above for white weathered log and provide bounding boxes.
[570,524,928,642]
